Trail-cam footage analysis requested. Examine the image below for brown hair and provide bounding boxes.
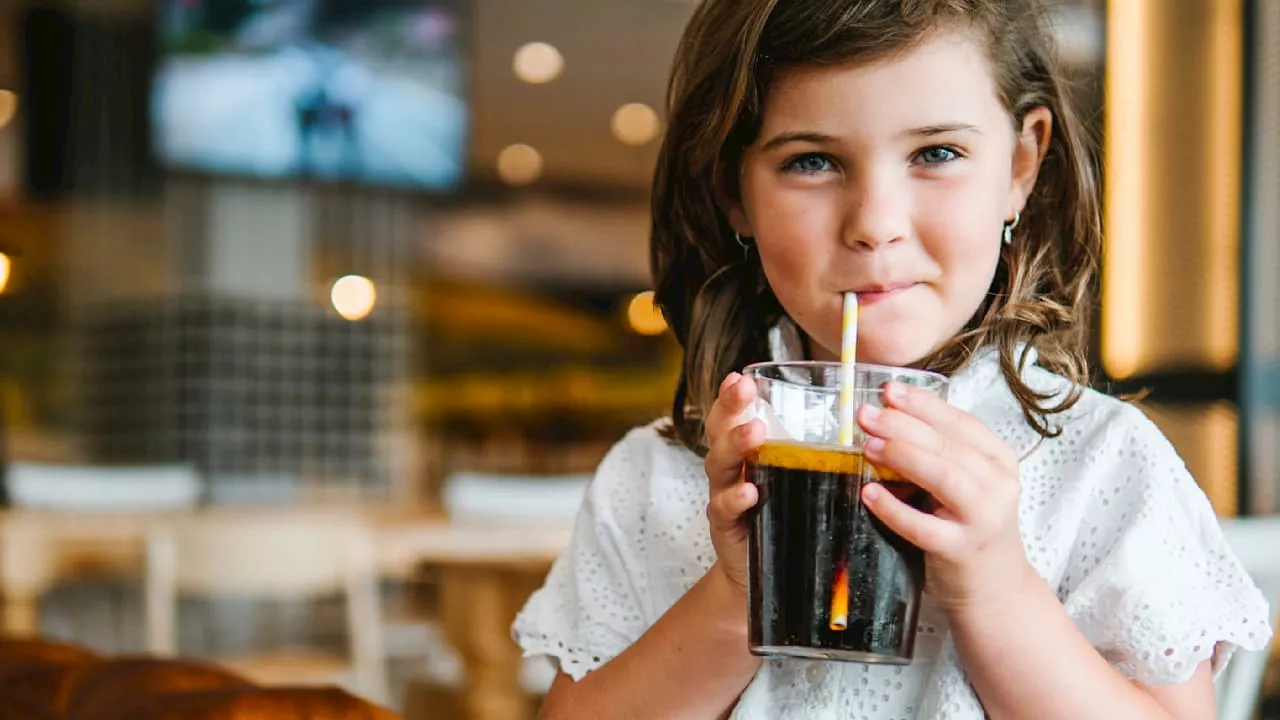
[651,0,1101,453]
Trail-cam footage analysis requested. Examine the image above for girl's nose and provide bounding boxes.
[842,173,909,251]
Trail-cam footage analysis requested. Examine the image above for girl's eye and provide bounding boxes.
[914,145,961,165]
[783,153,835,175]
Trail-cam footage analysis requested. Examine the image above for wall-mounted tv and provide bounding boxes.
[151,0,468,191]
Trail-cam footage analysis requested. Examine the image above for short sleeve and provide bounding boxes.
[511,428,655,680]
[1061,406,1273,686]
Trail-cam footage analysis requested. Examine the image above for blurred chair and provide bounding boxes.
[0,637,101,716]
[395,472,578,718]
[443,471,576,699]
[0,517,70,637]
[0,662,89,718]
[5,462,201,511]
[64,656,251,720]
[108,686,401,720]
[0,636,98,672]
[144,511,390,707]
[3,463,202,650]
[1216,516,1280,720]
[441,472,588,524]
[0,694,60,720]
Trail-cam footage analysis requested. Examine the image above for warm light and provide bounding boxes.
[1101,0,1149,380]
[626,291,668,336]
[513,42,564,84]
[1203,0,1243,372]
[0,91,16,131]
[330,275,377,321]
[496,144,543,186]
[0,253,10,294]
[1102,0,1242,379]
[611,103,661,146]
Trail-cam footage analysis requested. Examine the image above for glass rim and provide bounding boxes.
[742,360,949,386]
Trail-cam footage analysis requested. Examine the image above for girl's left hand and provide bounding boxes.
[856,381,1033,613]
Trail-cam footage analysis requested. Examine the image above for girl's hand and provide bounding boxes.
[856,381,1032,612]
[703,372,765,595]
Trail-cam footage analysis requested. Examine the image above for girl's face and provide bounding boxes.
[726,31,1050,366]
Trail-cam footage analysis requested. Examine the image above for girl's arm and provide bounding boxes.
[856,385,1223,720]
[534,373,772,719]
[537,562,761,720]
[948,563,1215,720]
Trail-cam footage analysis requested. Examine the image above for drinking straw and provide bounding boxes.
[836,291,859,446]
[830,291,858,631]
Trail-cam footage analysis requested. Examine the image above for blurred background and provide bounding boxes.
[0,0,1277,718]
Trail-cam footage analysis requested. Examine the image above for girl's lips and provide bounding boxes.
[853,283,918,305]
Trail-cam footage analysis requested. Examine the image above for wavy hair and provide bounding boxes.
[651,0,1101,453]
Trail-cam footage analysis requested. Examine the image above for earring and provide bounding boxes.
[1002,211,1021,246]
[734,231,755,253]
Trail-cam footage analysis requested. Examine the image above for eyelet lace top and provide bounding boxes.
[512,330,1272,719]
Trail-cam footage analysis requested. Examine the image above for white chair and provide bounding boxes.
[442,472,590,524]
[6,462,201,511]
[1216,516,1280,720]
[144,510,390,707]
[394,472,583,712]
[3,462,202,650]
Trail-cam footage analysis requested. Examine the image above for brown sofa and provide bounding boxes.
[0,638,399,720]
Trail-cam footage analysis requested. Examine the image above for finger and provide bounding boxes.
[883,382,1007,460]
[863,435,989,517]
[704,418,765,491]
[702,372,742,440]
[861,481,960,555]
[706,481,759,534]
[858,404,946,456]
[705,374,756,441]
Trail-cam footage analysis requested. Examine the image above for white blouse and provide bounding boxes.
[512,335,1272,719]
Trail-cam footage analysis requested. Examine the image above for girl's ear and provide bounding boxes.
[713,158,756,239]
[1009,106,1053,215]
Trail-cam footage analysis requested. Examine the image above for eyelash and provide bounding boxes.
[780,145,965,175]
[913,145,963,165]
[781,153,835,175]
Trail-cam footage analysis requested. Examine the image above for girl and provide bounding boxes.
[513,1,1272,718]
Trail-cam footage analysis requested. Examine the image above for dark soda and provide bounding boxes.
[746,440,930,663]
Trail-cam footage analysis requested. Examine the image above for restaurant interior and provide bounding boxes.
[1,0,1279,718]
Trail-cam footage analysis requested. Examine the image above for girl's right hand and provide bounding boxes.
[703,372,766,595]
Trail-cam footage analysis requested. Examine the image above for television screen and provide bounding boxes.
[151,0,468,191]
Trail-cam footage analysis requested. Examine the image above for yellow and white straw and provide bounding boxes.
[836,291,859,446]
[830,291,859,632]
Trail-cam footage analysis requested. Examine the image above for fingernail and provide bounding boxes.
[861,405,880,422]
[885,382,906,402]
[864,437,886,455]
[863,484,882,502]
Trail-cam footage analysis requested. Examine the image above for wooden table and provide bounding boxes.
[378,513,569,720]
[0,509,571,720]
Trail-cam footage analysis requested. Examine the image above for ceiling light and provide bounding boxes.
[514,42,564,84]
[611,103,661,146]
[626,291,668,336]
[330,275,377,321]
[497,144,544,186]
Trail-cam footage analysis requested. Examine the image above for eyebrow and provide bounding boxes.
[759,131,838,153]
[904,123,982,138]
[759,123,982,152]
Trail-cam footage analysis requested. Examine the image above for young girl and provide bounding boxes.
[513,1,1272,717]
